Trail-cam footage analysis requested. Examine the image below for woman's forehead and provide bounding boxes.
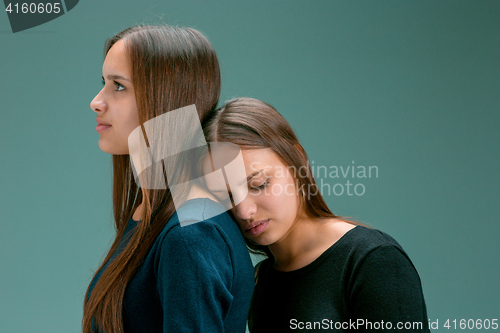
[103,39,130,77]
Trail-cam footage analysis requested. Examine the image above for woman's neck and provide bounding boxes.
[132,200,145,221]
[185,183,218,202]
[268,217,355,272]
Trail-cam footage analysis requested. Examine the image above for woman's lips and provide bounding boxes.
[245,219,270,236]
[96,124,111,133]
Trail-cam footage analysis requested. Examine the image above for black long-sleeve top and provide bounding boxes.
[249,226,430,332]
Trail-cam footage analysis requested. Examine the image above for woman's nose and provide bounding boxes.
[90,90,107,113]
[234,197,257,221]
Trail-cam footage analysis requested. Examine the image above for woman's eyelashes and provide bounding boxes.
[101,78,125,91]
[249,179,270,192]
[114,81,125,91]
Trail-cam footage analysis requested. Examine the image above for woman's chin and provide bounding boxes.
[246,235,274,247]
[98,140,129,155]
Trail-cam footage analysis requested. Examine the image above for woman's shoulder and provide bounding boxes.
[338,225,417,271]
[157,198,231,239]
[155,197,227,230]
[344,225,402,249]
[149,199,236,267]
[151,198,247,259]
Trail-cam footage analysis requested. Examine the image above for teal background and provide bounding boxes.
[1,1,499,332]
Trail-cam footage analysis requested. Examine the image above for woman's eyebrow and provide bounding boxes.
[102,74,131,82]
[247,169,263,181]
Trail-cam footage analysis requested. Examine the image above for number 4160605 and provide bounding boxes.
[444,319,498,330]
[5,3,61,14]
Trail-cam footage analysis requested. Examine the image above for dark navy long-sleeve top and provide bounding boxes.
[87,198,255,332]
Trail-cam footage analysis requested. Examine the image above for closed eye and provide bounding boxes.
[250,179,270,192]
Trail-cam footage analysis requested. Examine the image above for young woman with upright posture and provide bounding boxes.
[84,25,254,333]
[203,97,430,332]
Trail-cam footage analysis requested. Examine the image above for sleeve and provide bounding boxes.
[156,221,234,333]
[348,245,430,332]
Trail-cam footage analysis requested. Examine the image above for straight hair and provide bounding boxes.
[203,97,363,258]
[83,24,220,333]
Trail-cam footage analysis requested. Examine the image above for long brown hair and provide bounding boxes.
[203,97,361,258]
[83,25,220,333]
